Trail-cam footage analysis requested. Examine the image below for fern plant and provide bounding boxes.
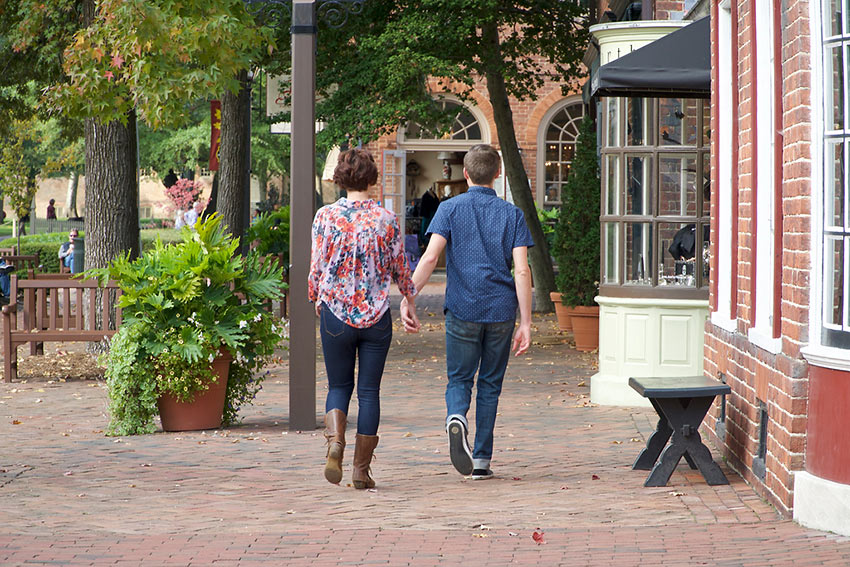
[90,214,288,435]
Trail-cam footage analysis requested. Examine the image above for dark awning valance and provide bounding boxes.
[592,17,710,99]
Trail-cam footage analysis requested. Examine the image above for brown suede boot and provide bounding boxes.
[323,409,347,484]
[352,433,379,489]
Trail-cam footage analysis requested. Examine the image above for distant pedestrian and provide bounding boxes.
[309,148,418,489]
[401,144,533,481]
[183,200,203,229]
[46,199,57,220]
[174,207,186,230]
[162,169,178,189]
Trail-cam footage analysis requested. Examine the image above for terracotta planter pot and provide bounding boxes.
[157,351,233,432]
[570,305,600,352]
[549,292,573,332]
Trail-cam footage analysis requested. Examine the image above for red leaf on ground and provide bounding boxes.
[532,531,545,544]
[591,474,600,480]
[512,477,522,481]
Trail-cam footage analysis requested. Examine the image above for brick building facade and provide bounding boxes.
[707,0,850,535]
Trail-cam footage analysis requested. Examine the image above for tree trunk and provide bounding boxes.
[65,171,79,218]
[218,70,252,253]
[482,25,555,312]
[84,112,140,269]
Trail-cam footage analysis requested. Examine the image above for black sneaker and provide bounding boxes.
[446,417,473,476]
[470,468,494,480]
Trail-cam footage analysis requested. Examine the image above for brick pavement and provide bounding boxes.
[1,286,849,565]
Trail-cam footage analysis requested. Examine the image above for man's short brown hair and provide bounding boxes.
[463,144,501,185]
[333,148,379,191]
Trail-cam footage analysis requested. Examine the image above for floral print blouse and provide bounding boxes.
[309,198,416,328]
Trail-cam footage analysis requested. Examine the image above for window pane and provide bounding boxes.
[702,101,711,147]
[659,98,698,146]
[607,98,620,147]
[626,155,651,215]
[826,140,846,228]
[702,155,710,216]
[826,0,844,36]
[604,222,619,284]
[824,236,846,327]
[627,98,648,146]
[625,222,653,285]
[658,155,698,216]
[827,45,844,131]
[606,155,620,215]
[700,221,710,284]
[658,222,699,287]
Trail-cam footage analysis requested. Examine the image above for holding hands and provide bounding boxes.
[400,296,420,333]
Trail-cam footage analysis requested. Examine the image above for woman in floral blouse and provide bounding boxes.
[309,148,417,489]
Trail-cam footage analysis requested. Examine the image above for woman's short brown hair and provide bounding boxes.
[333,149,379,191]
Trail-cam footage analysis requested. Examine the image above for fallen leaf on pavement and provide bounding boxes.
[11,420,21,425]
[592,474,600,480]
[532,531,545,544]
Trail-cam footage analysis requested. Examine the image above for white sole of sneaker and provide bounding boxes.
[447,420,473,476]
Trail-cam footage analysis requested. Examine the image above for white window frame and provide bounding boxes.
[396,95,490,150]
[712,0,737,332]
[748,0,782,353]
[535,96,585,208]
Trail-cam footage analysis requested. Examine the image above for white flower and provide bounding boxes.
[208,353,215,363]
[254,313,262,322]
[239,320,248,329]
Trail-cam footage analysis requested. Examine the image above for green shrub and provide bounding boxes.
[245,207,290,267]
[553,114,601,307]
[0,229,183,273]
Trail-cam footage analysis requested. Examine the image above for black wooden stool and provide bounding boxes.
[629,376,731,487]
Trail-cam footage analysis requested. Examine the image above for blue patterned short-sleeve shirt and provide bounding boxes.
[427,185,535,323]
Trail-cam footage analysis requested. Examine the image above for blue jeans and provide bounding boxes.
[64,254,75,274]
[0,262,8,296]
[444,310,515,470]
[320,305,392,436]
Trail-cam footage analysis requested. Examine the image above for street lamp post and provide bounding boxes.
[246,0,365,431]
[288,0,318,431]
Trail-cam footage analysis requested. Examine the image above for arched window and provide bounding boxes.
[403,100,483,142]
[541,101,585,207]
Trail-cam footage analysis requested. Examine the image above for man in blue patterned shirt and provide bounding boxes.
[401,144,533,480]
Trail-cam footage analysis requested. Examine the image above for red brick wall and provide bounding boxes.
[704,0,813,517]
[655,0,687,20]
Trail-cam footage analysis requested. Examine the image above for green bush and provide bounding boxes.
[0,229,183,273]
[245,207,290,267]
[553,114,601,307]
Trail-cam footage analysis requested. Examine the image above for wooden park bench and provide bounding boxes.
[1,253,41,274]
[2,274,122,382]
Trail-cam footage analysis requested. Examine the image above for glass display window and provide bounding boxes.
[600,97,710,298]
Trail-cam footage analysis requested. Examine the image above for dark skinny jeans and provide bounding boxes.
[320,305,392,436]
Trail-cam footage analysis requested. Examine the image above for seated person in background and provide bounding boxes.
[46,199,57,220]
[0,260,15,304]
[58,230,78,273]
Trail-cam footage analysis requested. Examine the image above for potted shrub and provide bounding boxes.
[552,114,601,351]
[91,214,288,435]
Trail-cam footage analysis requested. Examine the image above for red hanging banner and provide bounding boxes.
[209,100,222,171]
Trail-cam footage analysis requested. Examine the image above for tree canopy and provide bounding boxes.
[278,0,590,310]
